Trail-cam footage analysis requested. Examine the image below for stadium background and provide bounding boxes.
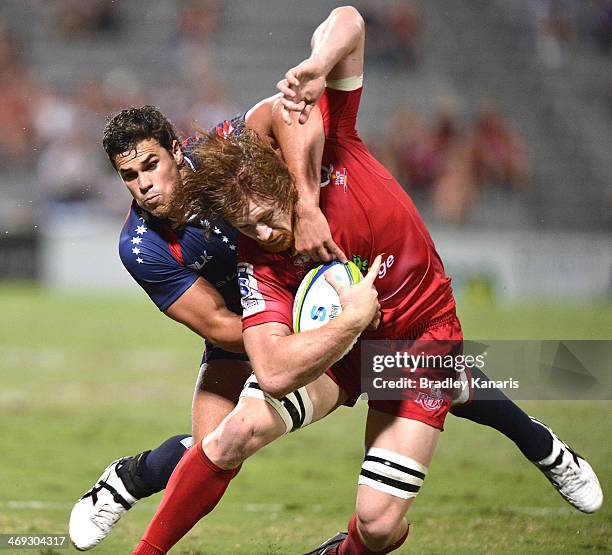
[0,1,610,553]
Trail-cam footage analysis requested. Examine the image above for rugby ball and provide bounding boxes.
[292,260,362,333]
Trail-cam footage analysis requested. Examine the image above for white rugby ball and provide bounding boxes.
[292,260,362,333]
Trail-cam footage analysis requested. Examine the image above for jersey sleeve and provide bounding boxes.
[119,230,198,312]
[319,86,363,139]
[237,237,294,331]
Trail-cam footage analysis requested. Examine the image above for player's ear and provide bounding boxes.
[171,140,184,166]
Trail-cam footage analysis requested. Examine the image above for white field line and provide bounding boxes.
[0,501,576,517]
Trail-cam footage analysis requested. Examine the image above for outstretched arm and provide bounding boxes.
[278,6,365,124]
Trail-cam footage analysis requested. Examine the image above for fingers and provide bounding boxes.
[280,97,307,126]
[276,78,295,98]
[281,97,306,112]
[363,254,383,285]
[281,106,292,126]
[326,240,347,263]
[309,242,346,264]
[316,246,333,263]
[366,305,382,330]
[285,68,300,88]
[298,103,314,125]
[324,270,344,293]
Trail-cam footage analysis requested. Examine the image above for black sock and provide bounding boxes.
[450,368,552,461]
[118,434,192,499]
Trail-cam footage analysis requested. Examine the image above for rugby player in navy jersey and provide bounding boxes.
[69,106,346,550]
[70,8,601,553]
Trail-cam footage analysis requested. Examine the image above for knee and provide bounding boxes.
[356,509,404,548]
[204,414,257,469]
[204,405,282,469]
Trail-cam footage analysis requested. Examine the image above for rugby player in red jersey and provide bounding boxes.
[128,7,601,555]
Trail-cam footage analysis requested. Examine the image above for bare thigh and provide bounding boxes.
[203,372,348,468]
[191,359,252,444]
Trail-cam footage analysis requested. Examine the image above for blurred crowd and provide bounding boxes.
[0,0,234,215]
[0,0,609,227]
[373,101,530,224]
[360,0,425,69]
[529,0,612,68]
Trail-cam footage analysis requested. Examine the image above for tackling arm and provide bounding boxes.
[164,277,244,353]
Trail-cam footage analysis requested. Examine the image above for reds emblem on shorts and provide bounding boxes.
[415,389,443,412]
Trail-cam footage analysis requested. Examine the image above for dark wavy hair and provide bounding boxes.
[102,105,178,169]
[170,126,298,228]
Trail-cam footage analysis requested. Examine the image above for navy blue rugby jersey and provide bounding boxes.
[118,118,247,315]
[118,118,251,363]
[119,201,240,314]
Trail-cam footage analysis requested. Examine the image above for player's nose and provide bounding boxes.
[137,173,153,192]
[255,224,272,242]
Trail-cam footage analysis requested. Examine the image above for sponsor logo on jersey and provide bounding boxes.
[238,262,265,316]
[415,386,443,412]
[188,250,213,270]
[331,167,348,192]
[352,254,369,272]
[351,253,396,279]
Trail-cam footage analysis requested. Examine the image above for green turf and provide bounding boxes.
[0,285,610,554]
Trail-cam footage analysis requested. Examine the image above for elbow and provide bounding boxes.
[207,333,244,354]
[256,371,295,400]
[332,6,365,34]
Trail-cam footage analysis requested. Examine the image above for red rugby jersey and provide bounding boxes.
[238,85,454,339]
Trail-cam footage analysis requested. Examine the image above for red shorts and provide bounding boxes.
[326,310,463,430]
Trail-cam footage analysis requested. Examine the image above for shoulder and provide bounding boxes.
[119,203,183,276]
[245,95,281,140]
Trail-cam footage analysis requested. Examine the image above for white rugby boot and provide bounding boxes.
[69,458,138,550]
[531,417,603,513]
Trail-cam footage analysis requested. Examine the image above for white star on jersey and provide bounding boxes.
[136,225,147,235]
[213,226,221,234]
[136,257,144,264]
[132,247,141,254]
[229,244,236,251]
[222,236,229,243]
[131,237,142,245]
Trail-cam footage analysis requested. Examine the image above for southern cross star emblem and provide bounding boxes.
[132,247,141,254]
[131,237,142,245]
[136,225,147,235]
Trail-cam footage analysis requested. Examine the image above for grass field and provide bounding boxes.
[1,284,610,554]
